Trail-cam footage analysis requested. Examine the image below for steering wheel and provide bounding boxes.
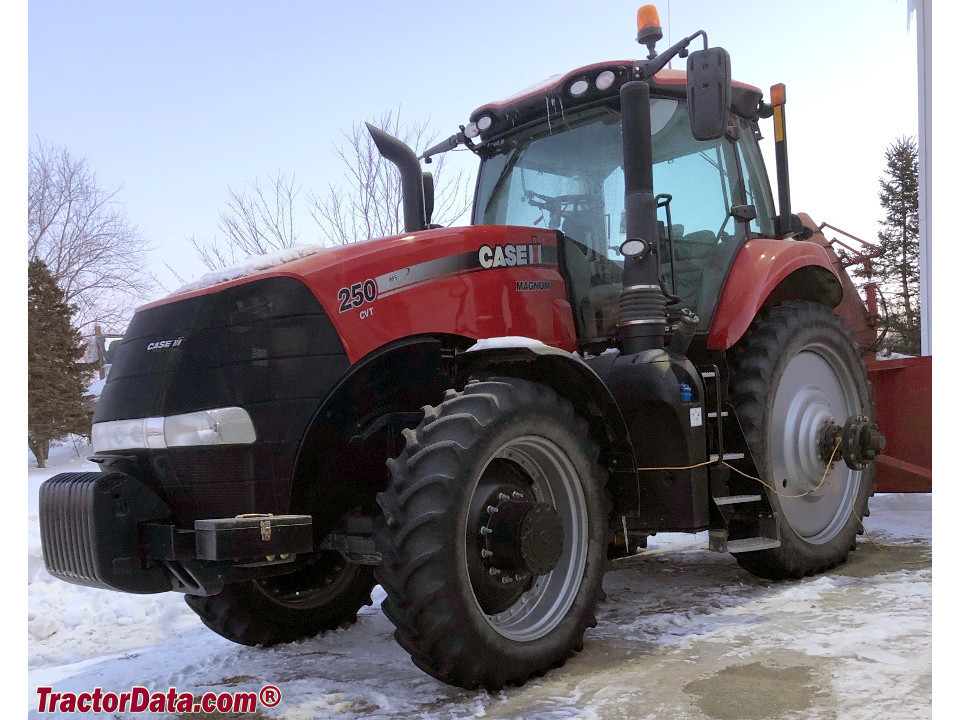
[523,191,600,229]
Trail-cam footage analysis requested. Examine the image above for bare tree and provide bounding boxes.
[310,108,471,245]
[189,173,302,270]
[28,143,154,332]
[188,109,471,271]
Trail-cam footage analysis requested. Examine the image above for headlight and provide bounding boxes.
[92,418,148,452]
[92,407,257,452]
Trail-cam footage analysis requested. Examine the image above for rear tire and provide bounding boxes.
[373,377,608,690]
[184,552,376,646]
[729,301,874,580]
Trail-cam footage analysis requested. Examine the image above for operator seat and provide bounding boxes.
[661,227,713,305]
[561,214,622,340]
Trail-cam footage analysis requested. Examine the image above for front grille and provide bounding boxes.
[96,276,348,425]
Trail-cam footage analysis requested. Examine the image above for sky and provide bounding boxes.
[25,0,921,302]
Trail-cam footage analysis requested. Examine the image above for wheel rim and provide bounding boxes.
[254,552,359,609]
[771,345,862,544]
[464,435,588,642]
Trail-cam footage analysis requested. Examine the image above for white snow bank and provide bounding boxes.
[172,244,325,295]
[84,377,105,398]
[862,493,931,540]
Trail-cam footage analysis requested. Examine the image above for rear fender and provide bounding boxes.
[456,343,638,514]
[707,239,842,350]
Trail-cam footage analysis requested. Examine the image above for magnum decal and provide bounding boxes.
[516,280,552,291]
[478,243,543,269]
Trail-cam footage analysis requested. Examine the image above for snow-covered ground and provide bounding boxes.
[27,444,931,719]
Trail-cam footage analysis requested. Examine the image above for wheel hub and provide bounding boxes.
[464,436,588,641]
[818,415,886,470]
[255,552,354,609]
[486,500,564,576]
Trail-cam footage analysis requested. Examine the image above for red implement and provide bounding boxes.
[867,355,932,492]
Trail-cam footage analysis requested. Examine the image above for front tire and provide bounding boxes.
[729,301,874,580]
[184,553,376,646]
[373,378,607,690]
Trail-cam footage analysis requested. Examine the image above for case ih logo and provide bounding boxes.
[146,337,184,351]
[479,243,544,269]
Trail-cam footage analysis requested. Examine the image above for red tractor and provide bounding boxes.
[40,7,888,690]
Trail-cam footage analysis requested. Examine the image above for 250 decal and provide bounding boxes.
[337,279,378,313]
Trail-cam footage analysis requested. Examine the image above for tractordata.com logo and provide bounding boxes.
[36,685,281,714]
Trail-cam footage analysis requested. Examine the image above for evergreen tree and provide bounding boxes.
[873,136,921,354]
[28,259,93,467]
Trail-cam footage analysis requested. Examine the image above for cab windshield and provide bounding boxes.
[473,99,749,333]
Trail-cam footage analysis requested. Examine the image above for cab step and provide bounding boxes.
[708,526,781,553]
[727,537,781,553]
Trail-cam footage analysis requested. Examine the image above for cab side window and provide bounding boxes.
[654,136,742,315]
[736,119,776,237]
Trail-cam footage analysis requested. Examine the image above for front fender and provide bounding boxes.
[456,342,638,513]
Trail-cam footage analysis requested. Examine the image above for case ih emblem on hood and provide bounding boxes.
[479,243,543,269]
[146,337,184,351]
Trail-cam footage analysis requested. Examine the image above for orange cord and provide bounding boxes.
[720,438,839,500]
[637,440,930,566]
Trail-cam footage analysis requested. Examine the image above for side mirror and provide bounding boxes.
[686,47,731,141]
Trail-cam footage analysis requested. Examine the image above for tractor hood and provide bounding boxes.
[140,223,567,363]
[150,227,459,311]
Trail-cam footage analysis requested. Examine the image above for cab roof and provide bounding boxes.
[469,61,764,144]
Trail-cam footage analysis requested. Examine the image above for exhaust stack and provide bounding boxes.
[366,123,426,233]
[618,79,668,354]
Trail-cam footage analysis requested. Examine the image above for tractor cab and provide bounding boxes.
[468,64,774,346]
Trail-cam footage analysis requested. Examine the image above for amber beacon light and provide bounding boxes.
[636,5,663,55]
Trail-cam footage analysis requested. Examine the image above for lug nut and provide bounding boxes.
[489,567,501,576]
[498,493,511,502]
[487,505,499,515]
[512,491,524,500]
[481,549,493,558]
[480,526,493,535]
